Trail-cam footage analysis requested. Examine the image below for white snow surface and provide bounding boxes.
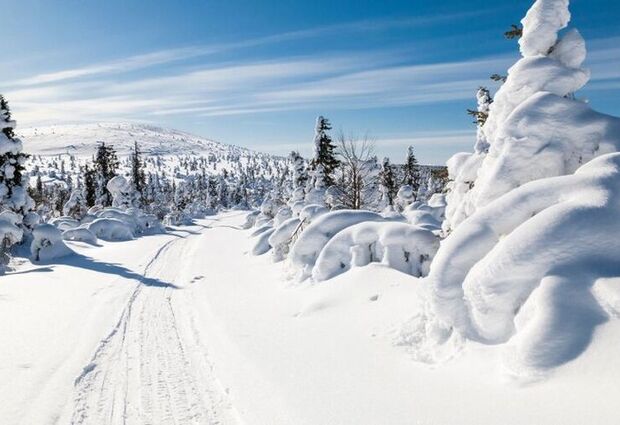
[17,122,246,157]
[1,212,619,425]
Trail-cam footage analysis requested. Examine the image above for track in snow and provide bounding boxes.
[68,230,240,425]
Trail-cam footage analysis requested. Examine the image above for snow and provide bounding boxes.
[62,227,98,245]
[289,209,384,278]
[312,221,438,281]
[519,0,570,57]
[1,212,620,424]
[87,217,134,241]
[30,224,73,261]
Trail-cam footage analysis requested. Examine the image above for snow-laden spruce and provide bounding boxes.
[410,0,620,375]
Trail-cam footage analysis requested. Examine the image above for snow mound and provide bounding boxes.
[313,221,439,282]
[31,224,73,261]
[87,218,134,241]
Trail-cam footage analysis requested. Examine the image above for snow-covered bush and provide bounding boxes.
[395,185,415,211]
[62,227,98,245]
[87,218,134,241]
[63,189,88,219]
[251,227,275,256]
[289,210,385,279]
[0,218,23,269]
[30,224,73,261]
[313,221,439,281]
[50,216,80,231]
[107,175,134,209]
[268,217,301,261]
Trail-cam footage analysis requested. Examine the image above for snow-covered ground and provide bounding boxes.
[2,211,619,425]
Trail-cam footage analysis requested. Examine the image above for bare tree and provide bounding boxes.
[332,133,378,210]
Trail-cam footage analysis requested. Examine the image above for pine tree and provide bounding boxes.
[0,95,33,216]
[130,141,146,206]
[83,165,97,207]
[94,142,119,206]
[402,146,420,195]
[379,157,398,206]
[309,116,339,188]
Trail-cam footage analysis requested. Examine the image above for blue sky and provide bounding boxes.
[2,0,620,164]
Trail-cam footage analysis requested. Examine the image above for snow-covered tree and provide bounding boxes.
[290,151,308,190]
[0,95,33,216]
[378,157,398,207]
[309,116,339,188]
[130,141,146,206]
[401,146,420,197]
[94,142,119,207]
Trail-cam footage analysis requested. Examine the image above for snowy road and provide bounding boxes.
[68,229,239,425]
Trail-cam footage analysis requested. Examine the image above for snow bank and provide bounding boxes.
[31,224,73,261]
[87,218,134,241]
[313,221,438,281]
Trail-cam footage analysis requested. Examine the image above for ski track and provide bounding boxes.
[68,228,239,425]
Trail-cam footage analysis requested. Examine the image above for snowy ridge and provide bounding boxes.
[17,122,253,157]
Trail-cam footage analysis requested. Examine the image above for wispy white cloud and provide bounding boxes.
[7,11,486,88]
[5,29,620,127]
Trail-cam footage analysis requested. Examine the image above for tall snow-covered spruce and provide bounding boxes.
[413,0,620,375]
[308,116,339,188]
[0,95,33,216]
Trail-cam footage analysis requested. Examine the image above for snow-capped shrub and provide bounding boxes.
[62,227,98,245]
[250,224,273,238]
[395,185,415,210]
[134,213,163,234]
[63,189,88,219]
[0,219,23,267]
[0,210,22,227]
[289,210,384,279]
[96,208,138,231]
[313,221,439,281]
[251,227,275,256]
[87,218,134,241]
[273,206,292,227]
[22,212,41,231]
[31,224,73,261]
[242,210,260,229]
[107,175,134,209]
[50,216,80,231]
[298,204,328,225]
[163,211,192,226]
[268,217,301,261]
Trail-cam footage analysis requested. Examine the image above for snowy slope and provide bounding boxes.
[17,122,249,157]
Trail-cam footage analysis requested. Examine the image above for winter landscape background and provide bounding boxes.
[2,0,620,424]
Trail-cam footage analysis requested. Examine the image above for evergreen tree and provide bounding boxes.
[379,157,398,206]
[83,165,97,207]
[94,142,119,206]
[289,151,308,189]
[0,95,33,216]
[130,141,147,206]
[402,146,420,195]
[309,116,339,188]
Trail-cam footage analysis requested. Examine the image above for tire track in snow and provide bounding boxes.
[68,231,241,425]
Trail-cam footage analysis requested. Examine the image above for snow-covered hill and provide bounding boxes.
[17,122,249,157]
